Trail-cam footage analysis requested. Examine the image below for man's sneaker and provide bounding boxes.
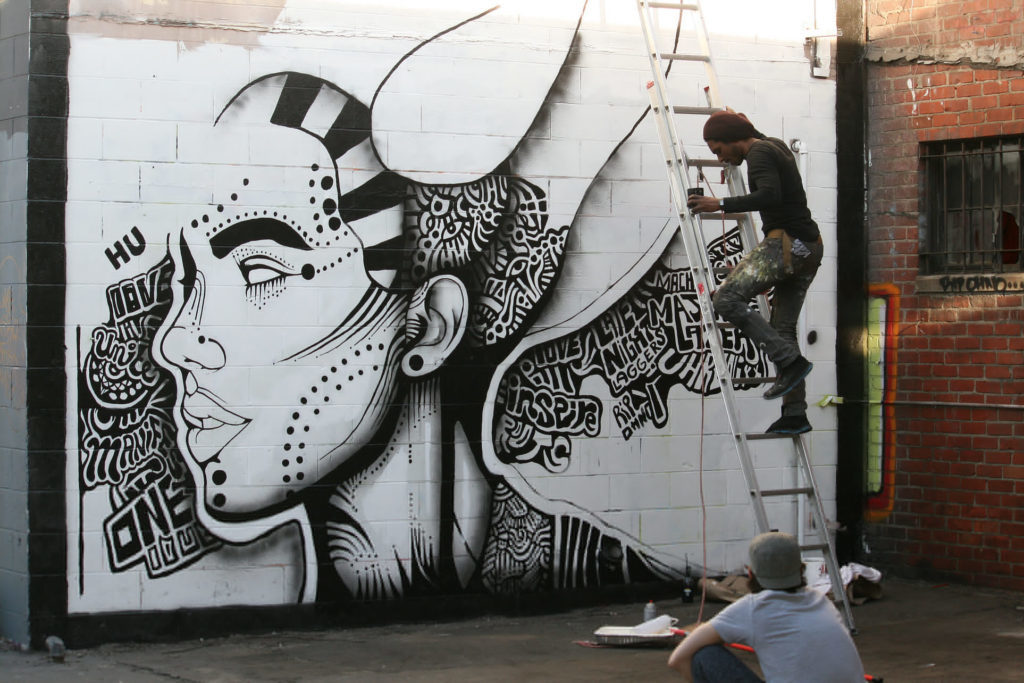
[763,356,813,400]
[766,414,812,435]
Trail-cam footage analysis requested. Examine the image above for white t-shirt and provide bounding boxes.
[710,587,864,683]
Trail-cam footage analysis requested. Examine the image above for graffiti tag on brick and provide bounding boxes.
[939,275,1022,294]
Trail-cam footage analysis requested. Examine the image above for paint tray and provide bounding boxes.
[593,617,679,647]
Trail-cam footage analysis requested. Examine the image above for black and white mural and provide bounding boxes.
[65,0,795,611]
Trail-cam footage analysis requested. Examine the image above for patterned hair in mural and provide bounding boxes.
[493,229,767,472]
[78,256,220,579]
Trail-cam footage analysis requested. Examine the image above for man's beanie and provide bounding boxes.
[703,110,760,142]
[748,532,803,589]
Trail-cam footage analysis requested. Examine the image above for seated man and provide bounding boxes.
[668,532,864,682]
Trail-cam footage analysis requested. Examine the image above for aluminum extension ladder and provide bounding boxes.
[636,0,855,631]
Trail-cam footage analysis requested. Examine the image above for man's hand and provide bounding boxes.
[686,194,722,214]
[667,621,725,680]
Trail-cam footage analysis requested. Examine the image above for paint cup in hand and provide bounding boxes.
[687,187,704,212]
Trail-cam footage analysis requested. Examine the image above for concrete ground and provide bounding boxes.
[3,577,1024,681]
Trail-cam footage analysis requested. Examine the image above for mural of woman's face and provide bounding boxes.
[155,123,408,520]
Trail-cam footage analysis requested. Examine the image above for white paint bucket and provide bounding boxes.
[803,556,827,585]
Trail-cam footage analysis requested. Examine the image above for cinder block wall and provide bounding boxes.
[3,1,841,646]
[0,0,31,647]
[863,0,1024,590]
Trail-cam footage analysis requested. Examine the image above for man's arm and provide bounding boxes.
[686,144,783,215]
[667,621,725,681]
[725,144,782,213]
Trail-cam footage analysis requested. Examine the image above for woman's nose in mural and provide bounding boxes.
[160,267,226,373]
[161,324,226,372]
[161,278,224,372]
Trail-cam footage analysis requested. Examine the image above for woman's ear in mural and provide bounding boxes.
[401,274,469,378]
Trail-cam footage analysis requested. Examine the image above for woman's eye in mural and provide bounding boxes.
[235,253,299,307]
[205,218,317,309]
[237,254,295,286]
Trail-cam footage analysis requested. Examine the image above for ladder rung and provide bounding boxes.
[697,212,747,221]
[799,543,829,553]
[692,158,727,168]
[660,53,711,63]
[732,376,775,386]
[672,105,719,115]
[743,432,795,441]
[712,266,733,275]
[756,487,815,497]
[646,1,699,9]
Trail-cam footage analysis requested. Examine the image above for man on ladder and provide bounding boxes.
[685,110,824,436]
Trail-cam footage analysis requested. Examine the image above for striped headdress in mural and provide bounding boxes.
[219,72,568,347]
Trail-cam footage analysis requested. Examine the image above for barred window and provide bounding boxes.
[920,135,1022,275]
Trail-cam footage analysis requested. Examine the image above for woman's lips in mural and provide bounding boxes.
[181,381,250,464]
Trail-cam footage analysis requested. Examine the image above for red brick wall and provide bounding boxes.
[863,0,1024,590]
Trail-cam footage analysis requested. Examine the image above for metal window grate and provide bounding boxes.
[920,135,1023,275]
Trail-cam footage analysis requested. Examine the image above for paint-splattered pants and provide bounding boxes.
[712,233,823,416]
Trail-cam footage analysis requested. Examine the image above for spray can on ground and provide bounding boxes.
[643,600,657,622]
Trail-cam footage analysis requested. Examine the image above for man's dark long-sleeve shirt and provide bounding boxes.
[720,137,820,242]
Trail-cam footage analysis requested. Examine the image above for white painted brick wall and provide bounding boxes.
[62,0,839,612]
